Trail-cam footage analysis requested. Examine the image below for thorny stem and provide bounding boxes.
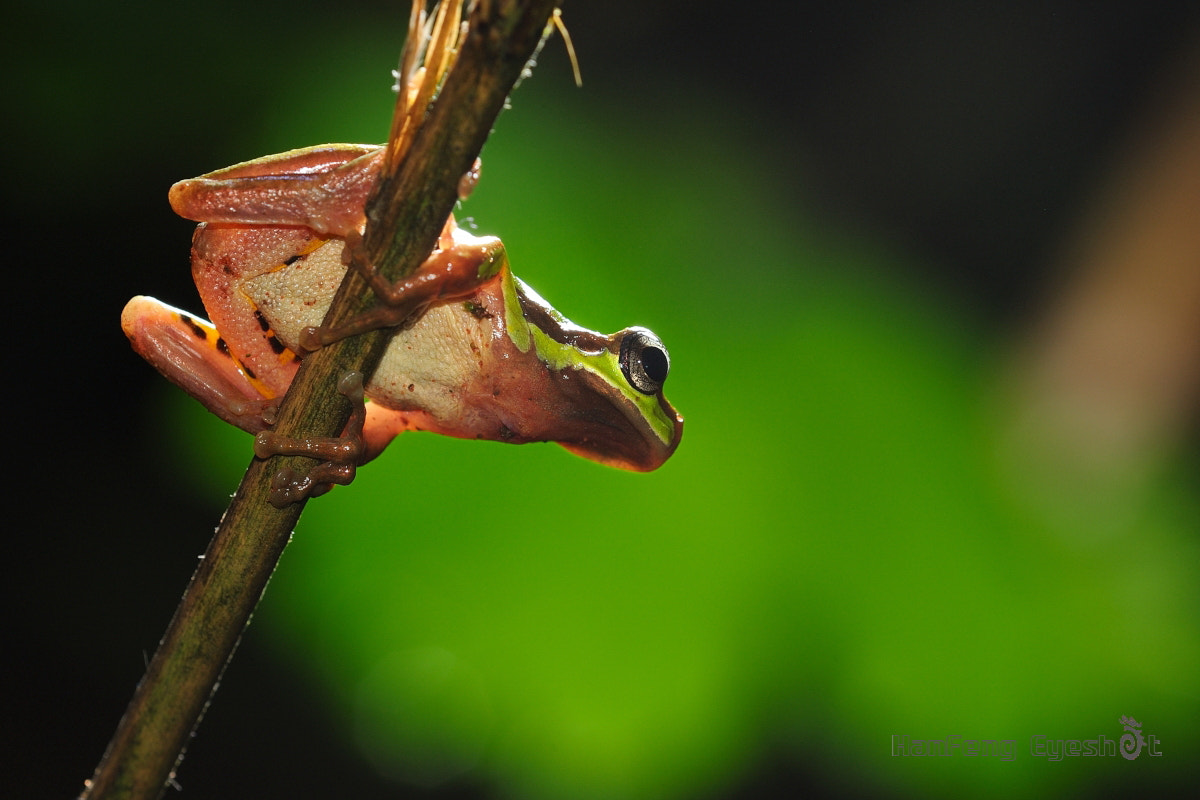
[81,2,559,798]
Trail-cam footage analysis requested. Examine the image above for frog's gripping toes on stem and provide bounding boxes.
[121,144,683,499]
[255,370,368,508]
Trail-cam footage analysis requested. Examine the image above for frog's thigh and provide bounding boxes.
[121,296,272,433]
[170,146,383,235]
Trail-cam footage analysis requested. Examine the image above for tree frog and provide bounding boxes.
[121,144,683,480]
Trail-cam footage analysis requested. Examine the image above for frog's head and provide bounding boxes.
[553,324,682,471]
[491,272,683,471]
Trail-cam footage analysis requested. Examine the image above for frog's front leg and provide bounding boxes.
[121,296,284,433]
[298,227,507,352]
[253,371,368,507]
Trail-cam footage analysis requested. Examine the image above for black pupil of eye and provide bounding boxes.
[619,329,670,395]
[640,346,669,385]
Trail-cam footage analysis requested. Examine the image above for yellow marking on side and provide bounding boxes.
[179,309,279,399]
[235,236,326,391]
[264,236,328,274]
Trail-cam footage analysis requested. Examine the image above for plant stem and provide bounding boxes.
[82,2,558,797]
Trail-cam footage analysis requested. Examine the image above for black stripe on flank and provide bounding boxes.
[179,313,207,340]
[516,283,610,353]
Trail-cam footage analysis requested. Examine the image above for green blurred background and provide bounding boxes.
[7,1,1200,798]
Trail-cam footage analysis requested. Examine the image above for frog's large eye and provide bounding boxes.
[619,327,671,395]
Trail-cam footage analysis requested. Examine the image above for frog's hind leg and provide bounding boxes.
[121,296,280,433]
